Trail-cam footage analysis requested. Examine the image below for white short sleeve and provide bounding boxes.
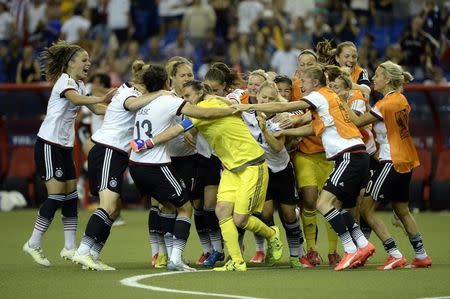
[370,105,383,120]
[54,74,78,98]
[302,91,327,110]
[351,99,366,115]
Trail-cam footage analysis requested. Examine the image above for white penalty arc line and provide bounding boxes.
[120,270,268,299]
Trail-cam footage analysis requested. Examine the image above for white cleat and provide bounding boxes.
[60,248,76,261]
[95,259,116,271]
[167,260,197,272]
[72,252,103,271]
[23,242,51,267]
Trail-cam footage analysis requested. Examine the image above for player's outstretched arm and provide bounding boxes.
[181,102,234,119]
[65,88,116,106]
[125,90,172,111]
[86,103,108,115]
[340,100,377,127]
[232,100,311,114]
[273,123,314,138]
[130,118,193,153]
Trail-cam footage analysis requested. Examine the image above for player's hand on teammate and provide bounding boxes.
[272,130,285,138]
[231,104,251,113]
[130,138,154,153]
[104,88,118,103]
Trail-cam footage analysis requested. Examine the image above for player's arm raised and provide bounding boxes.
[124,90,172,111]
[233,100,311,114]
[180,102,234,119]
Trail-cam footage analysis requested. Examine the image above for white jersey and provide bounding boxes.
[226,88,246,104]
[242,111,290,173]
[37,73,86,147]
[349,93,377,155]
[129,95,186,164]
[92,82,141,153]
[167,89,197,157]
[303,91,365,159]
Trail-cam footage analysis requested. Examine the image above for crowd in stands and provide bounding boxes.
[0,0,449,85]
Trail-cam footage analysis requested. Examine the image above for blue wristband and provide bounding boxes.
[179,118,194,131]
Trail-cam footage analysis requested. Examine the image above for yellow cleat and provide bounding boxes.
[154,253,168,269]
[213,260,247,272]
[266,226,283,265]
[60,248,76,261]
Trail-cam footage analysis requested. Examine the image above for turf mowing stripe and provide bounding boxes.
[120,270,268,299]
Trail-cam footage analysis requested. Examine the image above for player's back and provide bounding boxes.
[191,98,264,172]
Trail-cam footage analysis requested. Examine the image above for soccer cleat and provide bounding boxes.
[96,259,116,271]
[409,256,432,268]
[213,260,247,272]
[289,256,313,269]
[377,255,407,270]
[151,253,159,267]
[60,248,76,261]
[154,253,168,269]
[351,242,376,268]
[265,226,283,265]
[72,252,103,271]
[167,260,197,272]
[23,242,51,267]
[334,251,360,271]
[306,249,321,266]
[196,252,210,265]
[328,252,341,267]
[203,250,225,268]
[249,251,265,263]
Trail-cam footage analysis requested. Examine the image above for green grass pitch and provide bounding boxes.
[1,209,449,299]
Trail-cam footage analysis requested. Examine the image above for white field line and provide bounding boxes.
[120,270,268,299]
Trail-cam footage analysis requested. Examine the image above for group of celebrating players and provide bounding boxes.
[22,38,432,272]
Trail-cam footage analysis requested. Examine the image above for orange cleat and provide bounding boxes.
[306,249,321,266]
[299,256,314,268]
[334,251,360,271]
[250,250,265,263]
[409,256,432,268]
[351,242,376,268]
[328,252,341,267]
[196,252,211,265]
[377,255,407,270]
[151,253,158,267]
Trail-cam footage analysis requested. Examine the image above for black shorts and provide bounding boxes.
[268,162,299,205]
[194,154,222,196]
[361,155,379,191]
[129,163,188,208]
[323,152,369,208]
[171,154,199,200]
[88,144,129,196]
[35,138,76,182]
[364,161,412,203]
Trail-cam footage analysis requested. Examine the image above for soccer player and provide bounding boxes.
[316,40,371,99]
[72,60,168,271]
[344,61,432,270]
[291,50,339,267]
[135,79,284,271]
[242,81,312,269]
[23,40,114,266]
[128,65,236,271]
[234,65,375,271]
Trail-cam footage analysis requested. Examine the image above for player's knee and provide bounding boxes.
[215,202,232,220]
[233,214,248,228]
[39,197,63,220]
[61,198,78,217]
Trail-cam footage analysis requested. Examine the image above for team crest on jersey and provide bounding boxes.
[109,178,118,188]
[67,78,76,87]
[55,168,63,178]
